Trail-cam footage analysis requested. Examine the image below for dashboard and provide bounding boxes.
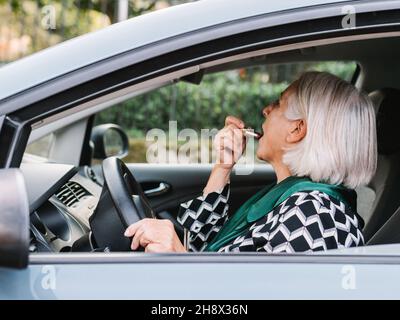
[21,163,103,253]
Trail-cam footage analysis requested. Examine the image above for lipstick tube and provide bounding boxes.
[241,128,263,140]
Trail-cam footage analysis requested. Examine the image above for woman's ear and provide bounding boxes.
[286,119,307,143]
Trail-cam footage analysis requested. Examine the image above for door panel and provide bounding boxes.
[126,163,276,218]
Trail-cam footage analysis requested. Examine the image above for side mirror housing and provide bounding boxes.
[91,124,129,160]
[0,169,29,269]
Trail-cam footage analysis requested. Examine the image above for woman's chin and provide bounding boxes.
[256,144,270,162]
[256,150,265,161]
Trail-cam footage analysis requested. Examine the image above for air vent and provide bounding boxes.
[55,181,90,207]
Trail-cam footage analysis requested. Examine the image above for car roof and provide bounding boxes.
[0,0,350,102]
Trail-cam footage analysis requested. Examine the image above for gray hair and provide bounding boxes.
[282,71,377,189]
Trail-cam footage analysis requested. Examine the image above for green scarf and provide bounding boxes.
[204,175,358,252]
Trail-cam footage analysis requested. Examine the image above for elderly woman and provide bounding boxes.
[124,71,377,253]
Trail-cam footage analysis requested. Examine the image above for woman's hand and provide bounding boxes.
[202,116,246,195]
[124,218,186,253]
[214,115,246,169]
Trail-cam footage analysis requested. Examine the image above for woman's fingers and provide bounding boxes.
[215,124,245,165]
[212,115,247,169]
[124,220,142,237]
[125,220,148,250]
[130,228,145,250]
[225,115,245,129]
[145,243,165,253]
[218,125,244,145]
[125,219,153,250]
[124,219,186,253]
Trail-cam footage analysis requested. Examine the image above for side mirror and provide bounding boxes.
[0,169,29,269]
[91,124,129,160]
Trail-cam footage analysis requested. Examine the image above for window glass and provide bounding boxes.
[24,133,54,159]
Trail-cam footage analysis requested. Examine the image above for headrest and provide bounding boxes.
[369,88,400,155]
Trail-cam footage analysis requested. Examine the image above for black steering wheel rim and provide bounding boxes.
[89,157,155,251]
[102,157,155,224]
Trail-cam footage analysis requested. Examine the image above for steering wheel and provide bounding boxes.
[89,157,155,251]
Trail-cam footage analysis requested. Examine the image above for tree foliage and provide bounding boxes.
[0,0,179,60]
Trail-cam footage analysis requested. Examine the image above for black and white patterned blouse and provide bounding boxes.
[177,184,365,253]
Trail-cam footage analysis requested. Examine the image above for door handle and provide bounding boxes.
[144,182,170,197]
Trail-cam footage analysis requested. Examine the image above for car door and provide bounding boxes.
[2,0,400,300]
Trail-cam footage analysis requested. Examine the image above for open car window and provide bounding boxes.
[93,61,357,165]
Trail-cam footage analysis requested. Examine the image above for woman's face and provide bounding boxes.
[256,84,301,163]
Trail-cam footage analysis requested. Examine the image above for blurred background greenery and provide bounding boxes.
[0,0,190,62]
[2,1,356,163]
